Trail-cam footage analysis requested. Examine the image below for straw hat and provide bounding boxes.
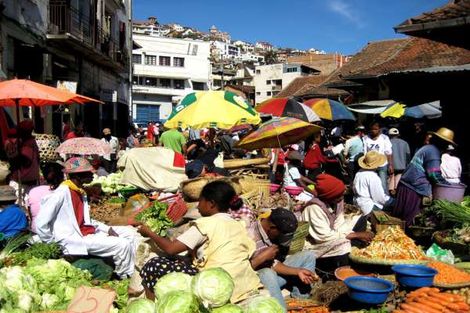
[63,157,95,174]
[358,151,387,170]
[431,127,456,146]
[0,185,17,201]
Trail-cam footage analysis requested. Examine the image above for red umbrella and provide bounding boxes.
[255,97,320,122]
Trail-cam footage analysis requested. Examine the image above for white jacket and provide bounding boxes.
[36,185,110,255]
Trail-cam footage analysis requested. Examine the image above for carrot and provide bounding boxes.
[415,297,447,311]
[452,302,470,310]
[405,302,443,313]
[428,261,470,284]
[401,303,425,313]
[429,292,459,303]
[393,310,407,313]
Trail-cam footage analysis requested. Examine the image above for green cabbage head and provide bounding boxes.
[191,267,234,308]
[245,296,284,313]
[154,271,193,299]
[212,303,244,313]
[155,290,200,313]
[126,298,155,313]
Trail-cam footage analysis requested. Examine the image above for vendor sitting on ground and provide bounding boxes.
[248,207,318,310]
[353,151,393,216]
[185,159,228,179]
[302,173,374,280]
[0,185,28,239]
[36,157,137,279]
[135,181,262,304]
[283,151,316,201]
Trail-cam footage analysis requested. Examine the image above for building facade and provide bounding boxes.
[253,63,319,104]
[132,34,210,123]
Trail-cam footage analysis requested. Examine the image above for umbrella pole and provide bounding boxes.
[15,99,24,208]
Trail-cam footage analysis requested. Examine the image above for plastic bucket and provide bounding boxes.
[433,183,466,202]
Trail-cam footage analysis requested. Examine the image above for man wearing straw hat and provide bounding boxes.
[36,157,137,279]
[391,127,455,226]
[353,151,393,216]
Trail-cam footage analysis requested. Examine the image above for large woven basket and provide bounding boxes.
[223,158,269,169]
[238,176,270,194]
[349,248,429,265]
[34,133,61,161]
[180,176,243,201]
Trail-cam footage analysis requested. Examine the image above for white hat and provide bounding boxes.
[447,144,455,151]
[388,128,399,135]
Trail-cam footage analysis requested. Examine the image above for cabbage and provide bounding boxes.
[191,267,234,308]
[126,298,155,313]
[211,303,244,313]
[245,296,284,313]
[154,272,193,299]
[155,290,200,313]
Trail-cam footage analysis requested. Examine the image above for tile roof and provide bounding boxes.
[225,85,255,94]
[276,75,327,98]
[324,37,470,87]
[296,85,350,98]
[395,0,470,33]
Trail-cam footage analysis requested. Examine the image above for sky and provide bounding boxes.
[133,0,448,55]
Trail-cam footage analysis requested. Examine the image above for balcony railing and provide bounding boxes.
[48,1,128,67]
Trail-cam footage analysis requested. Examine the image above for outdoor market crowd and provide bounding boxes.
[0,117,463,311]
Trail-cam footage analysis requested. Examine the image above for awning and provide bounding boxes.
[347,100,397,114]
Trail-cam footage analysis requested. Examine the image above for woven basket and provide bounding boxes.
[34,133,61,161]
[180,176,242,201]
[238,176,270,194]
[288,221,309,255]
[223,158,269,169]
[349,248,429,265]
[434,281,470,289]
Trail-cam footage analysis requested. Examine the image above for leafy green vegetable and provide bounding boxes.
[154,272,193,300]
[432,199,470,225]
[191,267,234,308]
[126,298,155,313]
[211,303,244,313]
[10,242,61,266]
[245,296,284,313]
[155,290,200,313]
[0,233,31,268]
[135,201,173,236]
[101,279,130,311]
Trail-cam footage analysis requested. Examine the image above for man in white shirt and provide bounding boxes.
[441,145,461,184]
[362,122,393,194]
[101,128,119,173]
[353,151,392,216]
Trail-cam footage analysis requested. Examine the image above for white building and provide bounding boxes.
[211,40,241,60]
[132,34,210,123]
[254,63,319,104]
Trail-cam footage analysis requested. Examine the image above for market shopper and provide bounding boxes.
[101,128,119,173]
[391,127,454,226]
[36,157,137,279]
[302,174,373,280]
[440,145,462,184]
[283,151,316,201]
[388,128,411,195]
[362,122,393,194]
[159,127,187,154]
[303,132,338,180]
[248,208,318,310]
[343,126,365,181]
[136,181,262,303]
[353,151,393,216]
[0,185,28,239]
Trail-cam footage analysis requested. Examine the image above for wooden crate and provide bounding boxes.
[370,211,405,233]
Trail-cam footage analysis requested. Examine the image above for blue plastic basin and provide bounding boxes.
[392,265,437,288]
[344,276,394,304]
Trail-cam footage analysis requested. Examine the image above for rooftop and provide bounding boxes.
[277,75,328,97]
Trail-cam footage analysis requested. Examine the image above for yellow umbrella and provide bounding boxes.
[164,91,261,129]
[380,102,406,118]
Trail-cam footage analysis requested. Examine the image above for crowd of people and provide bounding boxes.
[0,117,463,311]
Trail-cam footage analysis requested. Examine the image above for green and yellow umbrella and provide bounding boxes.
[380,102,406,118]
[164,91,261,129]
[235,117,322,150]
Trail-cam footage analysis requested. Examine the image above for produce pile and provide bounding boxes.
[126,267,286,313]
[90,197,125,223]
[432,197,470,225]
[88,172,134,194]
[427,261,470,286]
[135,201,174,236]
[351,226,427,261]
[394,287,469,313]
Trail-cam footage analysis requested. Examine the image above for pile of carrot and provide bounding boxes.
[428,261,470,285]
[393,287,470,313]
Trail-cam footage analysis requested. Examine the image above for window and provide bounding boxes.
[266,80,271,85]
[286,67,298,73]
[192,44,198,55]
[159,56,171,66]
[174,79,185,89]
[174,57,185,67]
[132,54,142,64]
[144,55,157,65]
[272,91,279,96]
[145,77,157,86]
[256,92,261,95]
[267,91,272,96]
[192,82,206,90]
[256,69,261,74]
[273,79,282,85]
[160,78,171,88]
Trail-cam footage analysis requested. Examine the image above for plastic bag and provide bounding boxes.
[120,194,150,217]
[426,243,455,264]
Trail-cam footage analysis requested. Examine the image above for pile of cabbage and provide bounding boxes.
[89,172,132,194]
[0,258,93,312]
[126,267,284,313]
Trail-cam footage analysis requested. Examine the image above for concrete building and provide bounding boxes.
[254,63,319,104]
[287,53,349,76]
[0,0,133,137]
[132,34,210,123]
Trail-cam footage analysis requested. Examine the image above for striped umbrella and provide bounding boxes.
[303,98,356,121]
[235,117,322,150]
[255,97,320,122]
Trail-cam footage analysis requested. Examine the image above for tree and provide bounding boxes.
[263,50,279,65]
